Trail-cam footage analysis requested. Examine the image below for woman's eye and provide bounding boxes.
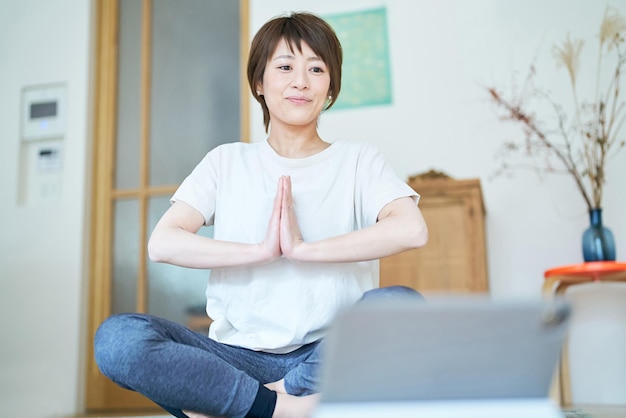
[278,65,291,71]
[310,67,325,73]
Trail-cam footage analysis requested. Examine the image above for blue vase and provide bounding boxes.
[582,208,616,262]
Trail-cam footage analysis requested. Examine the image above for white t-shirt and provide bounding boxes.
[172,140,418,352]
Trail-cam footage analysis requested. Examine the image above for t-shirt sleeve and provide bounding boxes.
[355,144,419,227]
[171,150,218,226]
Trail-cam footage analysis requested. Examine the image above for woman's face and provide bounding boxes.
[259,38,331,131]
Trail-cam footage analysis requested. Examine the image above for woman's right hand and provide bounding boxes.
[259,175,284,263]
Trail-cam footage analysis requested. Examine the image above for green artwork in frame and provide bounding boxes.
[324,8,393,110]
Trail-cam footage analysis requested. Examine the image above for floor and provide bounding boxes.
[72,406,626,418]
[565,406,626,418]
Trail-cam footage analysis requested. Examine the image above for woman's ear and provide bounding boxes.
[256,83,263,96]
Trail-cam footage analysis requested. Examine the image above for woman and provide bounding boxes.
[95,11,428,418]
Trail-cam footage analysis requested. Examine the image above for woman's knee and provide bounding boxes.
[94,313,157,383]
[359,285,424,302]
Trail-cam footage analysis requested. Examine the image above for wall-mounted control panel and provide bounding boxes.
[18,83,67,205]
[21,84,67,140]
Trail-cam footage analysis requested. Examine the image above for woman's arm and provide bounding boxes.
[148,188,283,269]
[150,176,427,268]
[279,176,428,263]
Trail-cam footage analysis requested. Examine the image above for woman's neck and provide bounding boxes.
[267,126,330,158]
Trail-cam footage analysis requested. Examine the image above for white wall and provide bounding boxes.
[249,0,626,297]
[0,0,624,416]
[0,0,93,417]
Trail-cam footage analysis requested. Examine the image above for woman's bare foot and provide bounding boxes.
[264,378,287,393]
[265,378,320,418]
[182,410,220,418]
[272,392,321,418]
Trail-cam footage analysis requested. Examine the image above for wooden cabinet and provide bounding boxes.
[380,172,489,294]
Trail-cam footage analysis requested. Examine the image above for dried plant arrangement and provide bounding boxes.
[487,6,626,212]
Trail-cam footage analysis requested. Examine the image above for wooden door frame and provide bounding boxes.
[85,0,250,411]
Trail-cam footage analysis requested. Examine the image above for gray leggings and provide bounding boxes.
[94,285,421,417]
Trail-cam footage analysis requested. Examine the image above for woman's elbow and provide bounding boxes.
[404,219,428,250]
[147,234,168,263]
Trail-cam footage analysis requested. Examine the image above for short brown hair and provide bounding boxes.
[247,12,343,132]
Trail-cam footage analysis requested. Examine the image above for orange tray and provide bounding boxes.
[545,261,626,279]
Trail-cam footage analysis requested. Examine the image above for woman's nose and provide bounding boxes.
[290,67,309,89]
